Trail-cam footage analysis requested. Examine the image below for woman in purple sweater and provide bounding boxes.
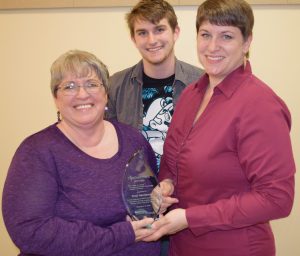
[2,50,160,256]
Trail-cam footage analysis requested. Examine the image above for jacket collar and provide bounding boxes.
[130,58,187,85]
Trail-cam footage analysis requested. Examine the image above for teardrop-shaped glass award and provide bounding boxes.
[122,149,162,220]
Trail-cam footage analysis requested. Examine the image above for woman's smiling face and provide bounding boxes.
[197,21,252,86]
[54,69,107,129]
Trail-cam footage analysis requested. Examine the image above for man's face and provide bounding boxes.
[132,18,179,66]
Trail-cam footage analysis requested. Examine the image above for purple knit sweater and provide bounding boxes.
[2,120,160,256]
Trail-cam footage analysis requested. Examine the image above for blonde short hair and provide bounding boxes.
[50,50,109,97]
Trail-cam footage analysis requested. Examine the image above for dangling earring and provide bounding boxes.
[243,55,247,70]
[57,111,61,122]
[104,106,108,120]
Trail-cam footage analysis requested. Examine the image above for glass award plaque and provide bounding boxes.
[122,149,162,221]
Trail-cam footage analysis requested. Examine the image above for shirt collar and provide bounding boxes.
[195,61,252,98]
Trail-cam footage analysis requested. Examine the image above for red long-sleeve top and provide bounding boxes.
[159,62,295,256]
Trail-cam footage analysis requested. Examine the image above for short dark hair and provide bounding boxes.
[126,0,178,37]
[196,0,254,41]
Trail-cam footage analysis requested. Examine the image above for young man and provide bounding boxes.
[107,0,203,168]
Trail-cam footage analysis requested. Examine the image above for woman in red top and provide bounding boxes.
[145,0,296,255]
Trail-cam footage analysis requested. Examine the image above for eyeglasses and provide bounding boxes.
[56,80,104,96]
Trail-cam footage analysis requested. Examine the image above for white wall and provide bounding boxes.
[0,5,299,256]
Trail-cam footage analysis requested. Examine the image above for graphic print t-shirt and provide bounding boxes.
[142,73,175,169]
